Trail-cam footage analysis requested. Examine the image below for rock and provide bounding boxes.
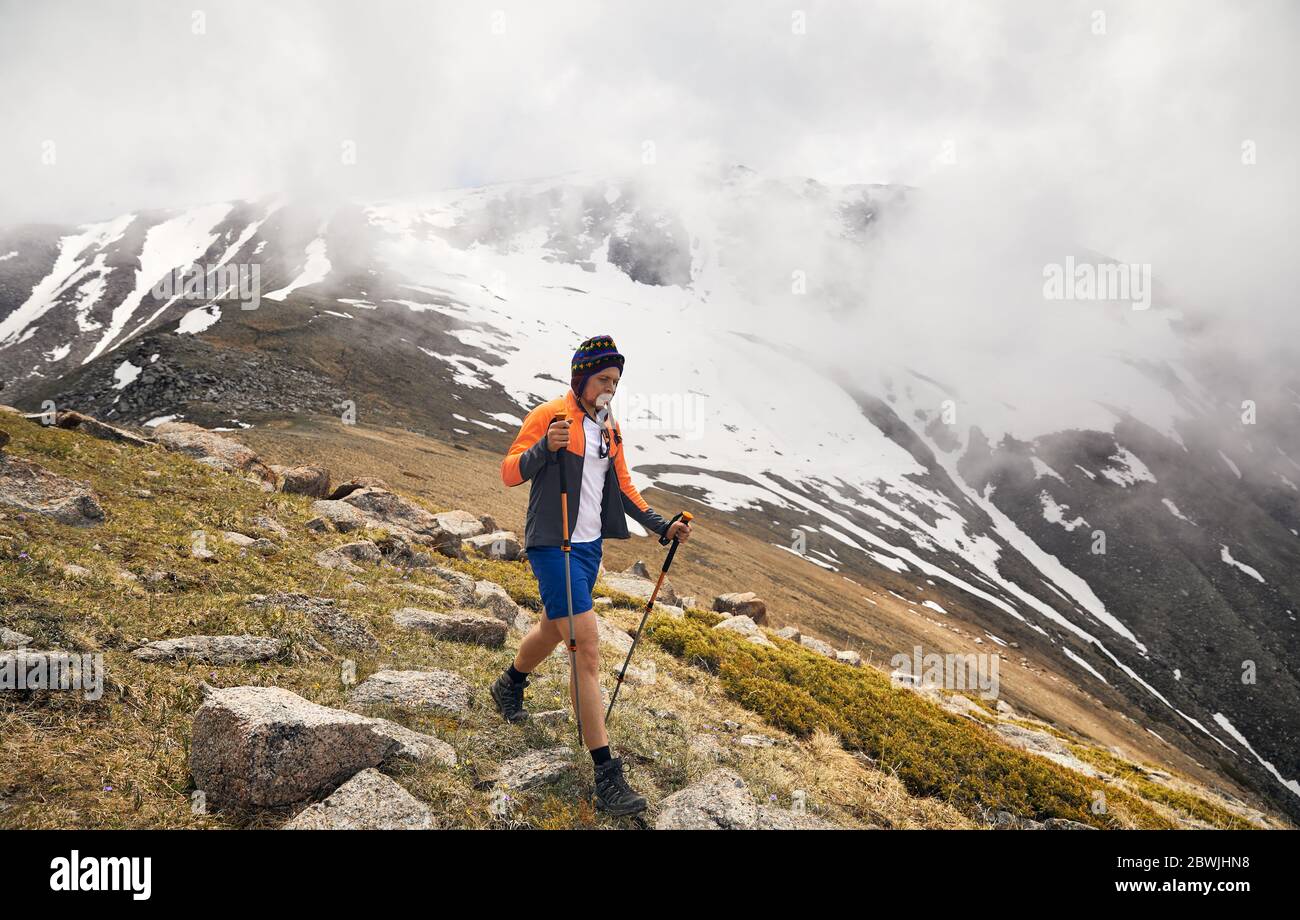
[309,499,369,533]
[343,581,369,593]
[493,746,575,791]
[0,456,105,526]
[755,806,840,830]
[993,723,1102,777]
[799,635,837,659]
[596,617,634,656]
[722,720,740,732]
[249,515,289,539]
[624,560,652,579]
[132,635,284,665]
[737,734,776,748]
[247,593,378,651]
[220,531,277,555]
[152,421,273,482]
[995,699,1015,716]
[747,634,776,649]
[533,709,569,725]
[431,509,487,540]
[0,429,8,453]
[429,564,477,603]
[600,573,680,607]
[339,488,462,556]
[655,769,759,830]
[397,583,454,603]
[275,465,331,498]
[61,563,93,578]
[1,627,34,648]
[836,650,862,668]
[314,541,382,573]
[283,769,433,830]
[393,607,507,648]
[473,580,523,627]
[713,615,763,640]
[49,410,155,449]
[464,530,522,561]
[478,513,498,532]
[775,626,801,642]
[367,719,457,766]
[348,669,473,714]
[713,592,768,625]
[373,533,437,569]
[678,596,697,610]
[190,686,414,808]
[327,477,389,500]
[593,597,613,608]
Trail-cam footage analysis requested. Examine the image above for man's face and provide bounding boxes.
[584,367,620,408]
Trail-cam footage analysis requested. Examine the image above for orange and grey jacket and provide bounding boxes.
[501,389,671,548]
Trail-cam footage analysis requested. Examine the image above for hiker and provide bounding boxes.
[494,334,692,816]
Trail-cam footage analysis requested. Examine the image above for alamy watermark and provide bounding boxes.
[1043,256,1151,310]
[151,261,261,311]
[890,645,1000,700]
[1,650,104,701]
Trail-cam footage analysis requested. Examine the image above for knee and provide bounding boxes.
[576,637,601,673]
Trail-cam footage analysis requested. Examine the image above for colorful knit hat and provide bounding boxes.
[570,334,624,399]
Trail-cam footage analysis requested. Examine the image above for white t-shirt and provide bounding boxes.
[571,414,610,542]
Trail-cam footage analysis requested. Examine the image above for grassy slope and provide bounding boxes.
[0,416,1283,829]
[240,415,1272,811]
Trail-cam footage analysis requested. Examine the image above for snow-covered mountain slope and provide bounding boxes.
[2,164,1297,820]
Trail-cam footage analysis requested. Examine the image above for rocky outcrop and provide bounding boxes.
[713,592,768,625]
[601,571,680,607]
[655,769,838,830]
[393,607,507,648]
[348,669,473,714]
[713,615,774,647]
[0,456,105,526]
[152,421,274,483]
[327,477,389,500]
[189,685,451,808]
[472,580,528,631]
[465,530,522,561]
[314,541,383,573]
[273,464,331,498]
[132,635,284,664]
[799,635,837,659]
[1,627,34,648]
[282,769,433,830]
[46,410,156,449]
[492,746,575,791]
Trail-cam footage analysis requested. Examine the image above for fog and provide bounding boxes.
[2,0,1297,427]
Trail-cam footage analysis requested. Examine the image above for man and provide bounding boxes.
[495,334,692,816]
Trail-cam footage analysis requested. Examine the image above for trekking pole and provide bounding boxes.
[552,412,584,748]
[606,510,693,723]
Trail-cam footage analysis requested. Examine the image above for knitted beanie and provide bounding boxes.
[570,334,624,400]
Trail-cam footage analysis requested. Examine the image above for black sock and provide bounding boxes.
[506,664,529,684]
[590,745,612,766]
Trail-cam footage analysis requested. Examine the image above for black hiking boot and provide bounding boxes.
[593,756,648,817]
[490,670,529,723]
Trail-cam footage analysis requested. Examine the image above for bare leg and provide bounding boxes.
[513,616,562,673]
[565,609,607,751]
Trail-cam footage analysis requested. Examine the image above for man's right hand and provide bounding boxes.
[546,416,571,452]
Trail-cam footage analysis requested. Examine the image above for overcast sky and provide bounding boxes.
[2,0,1297,363]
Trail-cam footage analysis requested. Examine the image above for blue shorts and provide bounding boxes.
[527,538,603,620]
